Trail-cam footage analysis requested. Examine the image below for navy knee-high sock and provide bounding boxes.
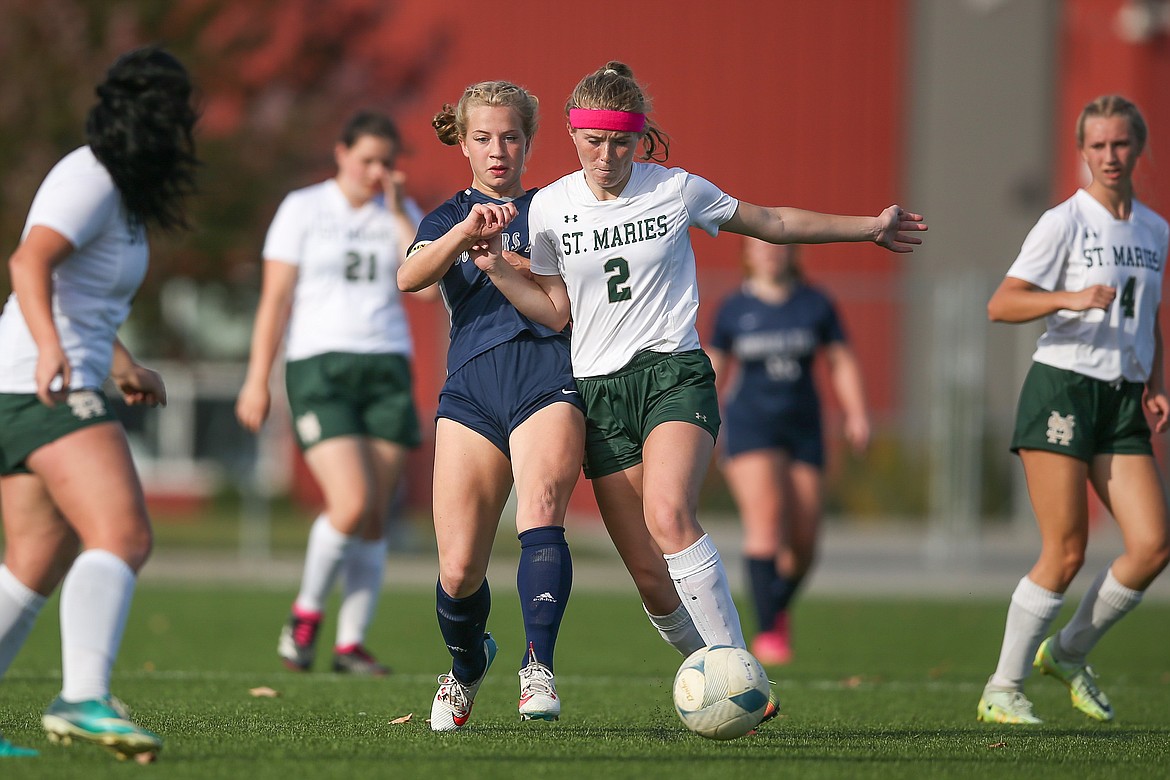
[436,579,491,684]
[745,557,801,632]
[516,526,572,672]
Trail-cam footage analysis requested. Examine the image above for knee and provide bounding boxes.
[643,501,697,551]
[1040,546,1085,588]
[438,559,486,599]
[4,529,80,595]
[324,501,372,535]
[118,523,154,572]
[517,481,568,528]
[1139,538,1170,578]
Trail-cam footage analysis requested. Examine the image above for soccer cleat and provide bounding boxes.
[42,695,162,759]
[430,633,498,732]
[976,686,1042,724]
[1034,637,1114,722]
[748,682,781,735]
[332,644,390,676]
[518,642,560,721]
[278,607,322,672]
[0,734,37,758]
[752,612,792,666]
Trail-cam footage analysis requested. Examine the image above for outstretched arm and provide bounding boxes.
[721,202,927,253]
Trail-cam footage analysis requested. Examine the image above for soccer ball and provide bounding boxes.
[672,645,771,740]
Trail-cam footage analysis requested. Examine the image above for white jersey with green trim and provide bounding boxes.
[263,179,421,361]
[0,147,146,393]
[529,163,738,377]
[1006,188,1169,382]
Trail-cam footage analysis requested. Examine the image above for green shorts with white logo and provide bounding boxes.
[285,352,421,452]
[0,389,119,475]
[577,349,721,479]
[1011,361,1152,462]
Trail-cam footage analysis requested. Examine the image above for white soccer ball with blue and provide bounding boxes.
[672,644,771,740]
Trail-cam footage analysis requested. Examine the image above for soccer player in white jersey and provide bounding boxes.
[978,95,1170,725]
[472,61,924,716]
[0,47,198,760]
[236,111,431,677]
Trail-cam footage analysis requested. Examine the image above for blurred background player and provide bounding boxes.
[708,239,870,665]
[236,111,429,676]
[397,81,583,730]
[0,46,198,759]
[473,61,923,676]
[978,95,1170,725]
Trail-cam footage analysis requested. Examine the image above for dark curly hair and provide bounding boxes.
[86,46,200,233]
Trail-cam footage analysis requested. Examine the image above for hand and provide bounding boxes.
[1069,284,1116,312]
[235,381,271,433]
[1145,388,1170,434]
[874,205,927,253]
[470,233,505,274]
[34,345,70,407]
[113,362,167,407]
[381,170,409,214]
[461,202,517,243]
[502,250,533,281]
[843,413,871,455]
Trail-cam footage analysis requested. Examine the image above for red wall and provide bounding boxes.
[298,1,912,513]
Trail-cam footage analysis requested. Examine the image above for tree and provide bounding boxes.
[0,0,449,357]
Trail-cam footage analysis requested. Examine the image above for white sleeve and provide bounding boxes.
[24,168,118,249]
[680,171,739,237]
[1005,210,1073,290]
[261,193,307,265]
[528,195,560,276]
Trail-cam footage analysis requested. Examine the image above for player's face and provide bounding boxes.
[1080,115,1140,192]
[744,240,797,283]
[570,127,639,199]
[335,134,398,206]
[460,106,529,199]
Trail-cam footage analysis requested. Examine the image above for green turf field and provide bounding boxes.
[1,586,1168,779]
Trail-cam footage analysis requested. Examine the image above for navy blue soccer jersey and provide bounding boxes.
[710,284,846,421]
[410,188,565,375]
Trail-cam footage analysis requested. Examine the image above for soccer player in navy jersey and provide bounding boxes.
[397,81,583,730]
[708,239,870,665]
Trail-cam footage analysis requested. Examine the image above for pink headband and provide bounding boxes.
[569,108,646,133]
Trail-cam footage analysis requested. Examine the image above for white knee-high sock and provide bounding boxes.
[336,536,387,649]
[0,565,47,678]
[1055,568,1142,664]
[989,576,1063,690]
[60,549,136,702]
[295,515,356,613]
[644,602,705,657]
[664,534,746,649]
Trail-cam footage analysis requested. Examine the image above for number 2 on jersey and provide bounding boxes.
[605,256,632,303]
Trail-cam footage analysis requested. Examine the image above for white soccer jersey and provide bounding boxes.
[263,179,421,361]
[529,163,738,377]
[0,147,147,393]
[1006,189,1169,382]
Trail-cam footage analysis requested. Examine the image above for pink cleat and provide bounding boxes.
[751,612,792,666]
